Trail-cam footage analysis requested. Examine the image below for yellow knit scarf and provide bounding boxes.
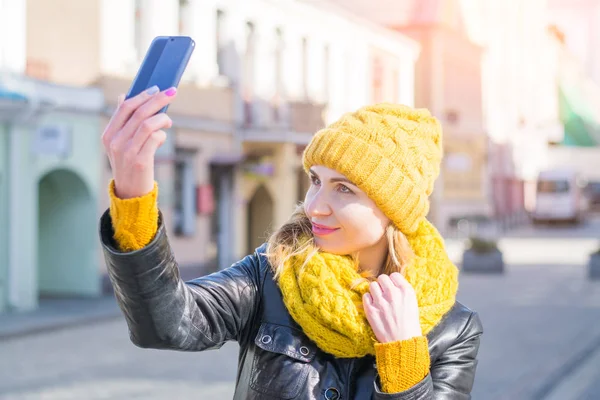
[276,219,458,358]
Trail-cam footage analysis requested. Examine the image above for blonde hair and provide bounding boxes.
[265,203,415,281]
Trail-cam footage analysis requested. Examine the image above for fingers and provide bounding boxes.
[390,272,412,293]
[116,88,177,145]
[102,94,125,148]
[368,273,410,307]
[377,274,396,297]
[363,292,373,307]
[363,292,378,318]
[129,113,172,154]
[102,86,161,148]
[362,292,377,322]
[369,281,384,303]
[137,130,167,165]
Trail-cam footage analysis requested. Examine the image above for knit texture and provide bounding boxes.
[108,179,159,252]
[277,223,457,359]
[375,336,431,393]
[302,103,442,235]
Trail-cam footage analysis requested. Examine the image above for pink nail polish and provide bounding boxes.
[165,87,177,97]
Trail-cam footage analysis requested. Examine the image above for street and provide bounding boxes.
[1,218,600,400]
[0,318,240,399]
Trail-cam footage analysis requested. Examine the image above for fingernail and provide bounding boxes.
[145,85,159,95]
[165,87,177,97]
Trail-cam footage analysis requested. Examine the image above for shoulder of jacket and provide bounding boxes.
[449,301,484,339]
[428,301,483,344]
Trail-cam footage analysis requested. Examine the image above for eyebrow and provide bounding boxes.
[309,168,357,186]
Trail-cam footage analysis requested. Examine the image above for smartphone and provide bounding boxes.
[125,36,195,113]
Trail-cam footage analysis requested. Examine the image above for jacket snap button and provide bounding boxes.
[324,387,340,400]
[261,335,272,344]
[299,346,310,356]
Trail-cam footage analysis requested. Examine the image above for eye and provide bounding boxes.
[338,184,354,194]
[310,175,321,185]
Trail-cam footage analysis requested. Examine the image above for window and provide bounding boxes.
[372,57,383,103]
[302,37,308,100]
[323,44,330,103]
[245,21,256,70]
[274,27,284,121]
[275,28,284,97]
[134,0,143,60]
[344,51,352,108]
[216,9,226,75]
[243,22,256,125]
[392,68,400,103]
[178,0,190,35]
[174,148,197,236]
[537,180,570,194]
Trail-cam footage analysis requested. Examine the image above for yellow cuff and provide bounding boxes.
[374,336,431,394]
[108,179,159,252]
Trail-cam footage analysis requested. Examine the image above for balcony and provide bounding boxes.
[288,101,327,134]
[95,76,235,132]
[239,99,326,144]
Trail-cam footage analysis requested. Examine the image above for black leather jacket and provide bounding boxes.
[100,210,483,399]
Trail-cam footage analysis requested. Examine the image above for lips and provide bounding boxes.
[311,223,339,236]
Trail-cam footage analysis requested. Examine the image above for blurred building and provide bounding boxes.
[0,0,419,313]
[461,0,564,215]
[546,2,600,147]
[322,0,490,232]
[548,0,600,87]
[543,16,600,204]
[0,1,105,312]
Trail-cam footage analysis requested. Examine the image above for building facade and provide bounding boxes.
[0,74,105,312]
[461,0,564,214]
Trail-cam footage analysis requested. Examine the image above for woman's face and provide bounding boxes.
[304,165,390,256]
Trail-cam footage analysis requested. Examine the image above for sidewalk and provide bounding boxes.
[0,263,218,341]
[0,295,121,340]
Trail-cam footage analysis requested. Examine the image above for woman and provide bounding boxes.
[100,86,483,399]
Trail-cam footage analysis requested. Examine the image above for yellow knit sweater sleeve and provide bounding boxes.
[374,336,431,393]
[108,179,159,252]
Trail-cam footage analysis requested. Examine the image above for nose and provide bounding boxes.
[304,186,332,218]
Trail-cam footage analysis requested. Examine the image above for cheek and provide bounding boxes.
[338,204,387,243]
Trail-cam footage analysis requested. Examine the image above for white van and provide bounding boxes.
[532,169,587,224]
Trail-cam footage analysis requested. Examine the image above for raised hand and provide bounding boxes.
[101,86,177,199]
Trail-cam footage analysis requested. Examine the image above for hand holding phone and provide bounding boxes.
[101,36,195,199]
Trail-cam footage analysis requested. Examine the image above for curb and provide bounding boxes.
[0,264,218,342]
[0,298,122,341]
[0,312,123,341]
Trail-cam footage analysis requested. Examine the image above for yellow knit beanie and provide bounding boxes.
[302,103,443,235]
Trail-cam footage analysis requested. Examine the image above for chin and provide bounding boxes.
[314,237,351,255]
